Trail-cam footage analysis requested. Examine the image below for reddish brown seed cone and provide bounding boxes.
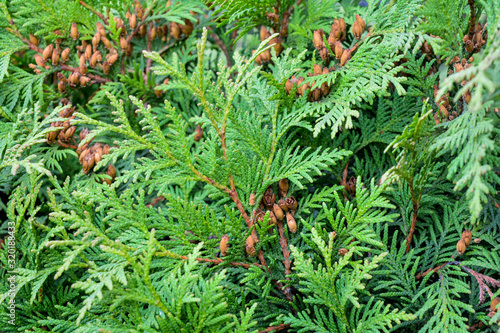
[313,30,324,50]
[286,212,297,233]
[456,238,466,255]
[220,234,229,256]
[249,193,256,206]
[42,44,54,61]
[273,203,284,220]
[70,22,79,40]
[340,49,351,66]
[279,178,289,197]
[461,230,472,246]
[194,125,203,141]
[491,297,500,313]
[245,235,256,256]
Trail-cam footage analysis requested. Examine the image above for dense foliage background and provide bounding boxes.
[1,0,500,332]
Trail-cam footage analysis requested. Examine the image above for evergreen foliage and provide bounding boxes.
[1,0,499,332]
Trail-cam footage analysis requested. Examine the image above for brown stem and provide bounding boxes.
[145,22,153,84]
[468,0,476,38]
[258,323,291,333]
[126,3,156,45]
[207,28,232,67]
[146,196,165,208]
[468,321,484,332]
[415,261,454,279]
[159,42,176,55]
[277,221,292,277]
[59,64,111,83]
[79,0,108,24]
[120,57,126,75]
[277,220,294,304]
[57,141,78,149]
[340,160,349,200]
[178,255,263,269]
[405,198,419,254]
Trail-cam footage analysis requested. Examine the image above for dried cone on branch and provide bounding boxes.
[42,44,54,61]
[129,14,137,29]
[462,229,472,246]
[255,209,265,223]
[103,164,117,185]
[285,196,298,211]
[339,248,348,256]
[270,36,283,55]
[70,22,79,40]
[491,297,500,313]
[319,47,329,62]
[334,42,343,59]
[77,128,112,174]
[297,77,309,96]
[58,80,66,93]
[34,54,45,67]
[273,203,284,220]
[286,212,297,233]
[456,238,466,255]
[194,125,203,141]
[313,30,325,50]
[262,187,275,209]
[46,106,75,143]
[260,25,270,42]
[61,48,70,62]
[279,178,289,197]
[180,19,194,36]
[245,235,256,256]
[30,34,39,46]
[268,211,278,226]
[307,65,331,101]
[340,48,352,66]
[170,22,181,39]
[278,198,288,212]
[220,234,229,256]
[352,15,365,40]
[51,49,60,66]
[249,193,256,206]
[345,176,356,196]
[329,18,346,44]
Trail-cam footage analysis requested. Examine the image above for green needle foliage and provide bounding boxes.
[1,0,500,332]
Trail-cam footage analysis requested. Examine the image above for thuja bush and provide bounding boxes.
[1,0,500,332]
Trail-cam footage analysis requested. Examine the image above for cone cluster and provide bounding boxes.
[456,229,472,255]
[168,19,194,40]
[244,178,298,256]
[46,102,76,144]
[76,128,112,174]
[463,23,487,53]
[432,56,477,124]
[253,26,284,65]
[454,57,474,105]
[312,15,365,65]
[29,0,197,92]
[285,64,332,101]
